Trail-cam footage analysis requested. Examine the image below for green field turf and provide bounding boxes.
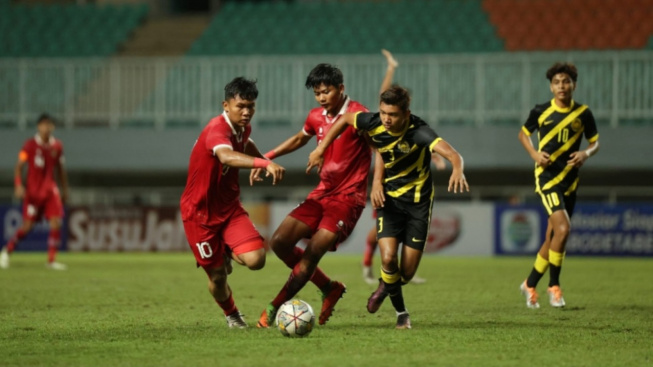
[1,253,651,367]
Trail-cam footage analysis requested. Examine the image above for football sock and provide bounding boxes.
[381,268,405,313]
[216,291,238,316]
[362,232,376,267]
[548,250,565,287]
[47,228,61,263]
[271,264,309,309]
[526,253,549,288]
[6,229,27,253]
[279,247,330,289]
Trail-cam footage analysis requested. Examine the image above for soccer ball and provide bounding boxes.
[276,299,315,338]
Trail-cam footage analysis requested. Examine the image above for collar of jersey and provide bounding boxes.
[386,116,411,137]
[322,95,351,120]
[550,98,575,113]
[222,111,244,136]
[34,134,54,146]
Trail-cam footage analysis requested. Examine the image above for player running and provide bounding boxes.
[180,77,285,329]
[518,62,600,309]
[1,114,69,270]
[308,85,469,329]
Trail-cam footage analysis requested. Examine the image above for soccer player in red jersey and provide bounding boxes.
[180,77,285,329]
[1,114,69,270]
[254,57,402,328]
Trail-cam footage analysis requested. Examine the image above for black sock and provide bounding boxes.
[386,281,406,313]
[526,268,545,288]
[549,265,562,287]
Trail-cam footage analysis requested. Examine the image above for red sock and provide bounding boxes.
[271,264,310,308]
[279,247,330,290]
[47,228,61,263]
[216,292,238,316]
[7,229,27,253]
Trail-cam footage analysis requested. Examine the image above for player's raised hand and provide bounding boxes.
[249,167,264,186]
[265,161,285,185]
[306,148,324,174]
[381,49,399,68]
[567,151,588,168]
[533,151,551,168]
[448,171,469,194]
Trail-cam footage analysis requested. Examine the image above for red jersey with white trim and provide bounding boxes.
[20,135,64,201]
[180,113,251,226]
[303,97,371,206]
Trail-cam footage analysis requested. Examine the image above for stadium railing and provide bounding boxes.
[0,51,652,130]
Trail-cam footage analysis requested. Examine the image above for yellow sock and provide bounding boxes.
[549,250,564,267]
[534,253,549,273]
[380,267,401,284]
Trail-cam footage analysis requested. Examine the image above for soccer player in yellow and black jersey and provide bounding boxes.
[518,62,600,309]
[308,85,469,329]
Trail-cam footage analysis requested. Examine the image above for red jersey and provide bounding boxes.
[180,112,251,226]
[303,97,371,206]
[20,135,64,201]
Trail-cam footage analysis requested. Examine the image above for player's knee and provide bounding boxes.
[554,222,570,238]
[240,248,266,270]
[380,252,398,268]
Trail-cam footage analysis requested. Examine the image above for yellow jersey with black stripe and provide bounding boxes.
[522,99,599,194]
[354,112,441,203]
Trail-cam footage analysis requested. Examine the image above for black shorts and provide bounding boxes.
[537,186,577,217]
[375,195,434,251]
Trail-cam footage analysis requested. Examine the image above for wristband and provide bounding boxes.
[14,177,22,187]
[253,158,271,169]
[264,150,277,160]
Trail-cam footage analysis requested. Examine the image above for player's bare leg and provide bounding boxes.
[362,227,378,284]
[373,237,410,328]
[546,210,570,307]
[1,219,34,269]
[399,246,423,283]
[45,217,67,270]
[206,266,246,329]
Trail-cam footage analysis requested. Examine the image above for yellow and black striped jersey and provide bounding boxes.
[354,112,441,203]
[522,99,599,194]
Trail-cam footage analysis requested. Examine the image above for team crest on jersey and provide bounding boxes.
[571,118,582,132]
[397,141,410,153]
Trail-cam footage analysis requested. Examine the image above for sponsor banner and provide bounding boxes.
[0,205,68,251]
[270,202,493,256]
[495,204,653,256]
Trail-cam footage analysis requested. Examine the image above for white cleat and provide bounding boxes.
[520,280,540,309]
[225,312,247,329]
[0,248,9,269]
[362,266,377,285]
[547,286,566,308]
[46,262,68,271]
[410,275,427,284]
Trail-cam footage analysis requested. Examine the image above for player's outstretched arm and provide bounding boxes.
[433,140,469,194]
[518,128,549,167]
[216,146,285,185]
[13,157,26,199]
[306,112,356,173]
[380,49,399,95]
[567,140,599,168]
[370,150,386,208]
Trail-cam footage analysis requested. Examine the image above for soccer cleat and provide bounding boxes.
[395,311,412,329]
[410,275,426,284]
[520,280,540,309]
[367,279,388,313]
[362,266,377,285]
[547,286,566,308]
[225,311,247,329]
[319,281,346,325]
[46,262,67,271]
[256,304,277,328]
[0,248,9,269]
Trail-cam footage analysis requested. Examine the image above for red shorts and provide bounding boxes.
[289,195,364,250]
[23,188,63,221]
[183,205,263,270]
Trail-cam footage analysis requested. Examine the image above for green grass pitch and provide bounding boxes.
[1,253,652,367]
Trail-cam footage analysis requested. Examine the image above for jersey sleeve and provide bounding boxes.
[414,125,441,151]
[303,113,316,136]
[583,109,599,143]
[353,112,374,131]
[18,141,30,161]
[205,121,233,152]
[522,108,540,136]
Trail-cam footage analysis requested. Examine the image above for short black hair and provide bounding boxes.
[37,113,54,125]
[380,85,411,112]
[224,77,258,101]
[546,62,578,82]
[305,63,344,89]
